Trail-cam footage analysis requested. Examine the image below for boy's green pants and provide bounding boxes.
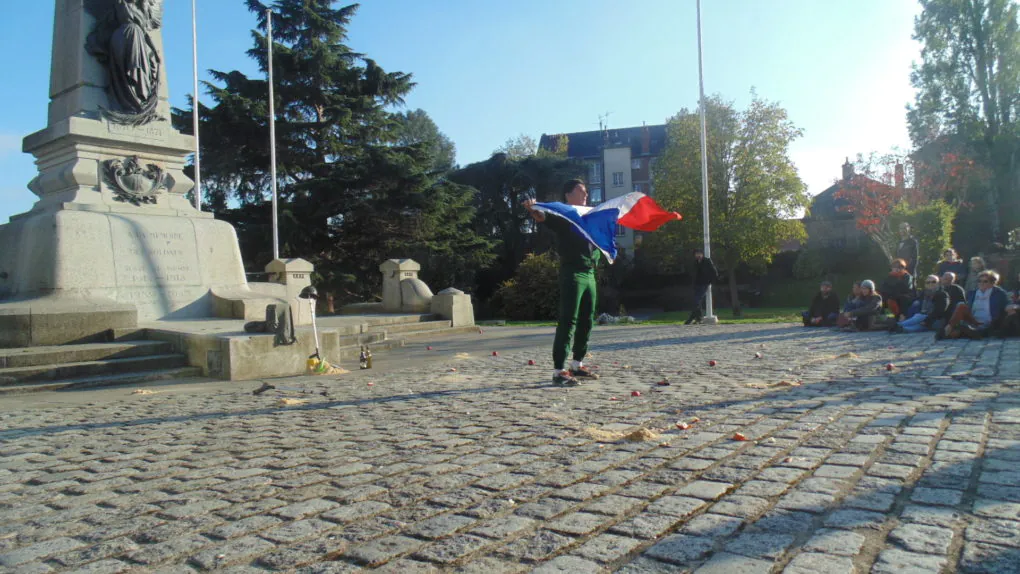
[553,269,597,370]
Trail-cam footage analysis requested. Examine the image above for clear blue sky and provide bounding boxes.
[0,0,921,223]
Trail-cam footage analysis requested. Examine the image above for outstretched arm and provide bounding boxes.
[522,199,546,223]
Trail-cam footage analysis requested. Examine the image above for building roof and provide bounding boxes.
[807,175,900,221]
[539,124,668,159]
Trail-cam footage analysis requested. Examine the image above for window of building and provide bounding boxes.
[612,171,624,187]
[589,186,603,204]
[631,158,641,170]
[633,183,642,193]
[589,162,602,184]
[616,225,627,237]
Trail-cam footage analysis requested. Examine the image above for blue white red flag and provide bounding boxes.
[532,192,682,263]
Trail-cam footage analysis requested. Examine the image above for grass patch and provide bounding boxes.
[645,307,802,324]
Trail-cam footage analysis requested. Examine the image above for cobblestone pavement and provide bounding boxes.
[2,324,1020,573]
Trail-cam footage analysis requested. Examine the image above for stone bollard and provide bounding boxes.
[265,258,314,325]
[431,287,474,327]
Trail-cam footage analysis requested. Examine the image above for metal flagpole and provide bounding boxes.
[696,0,716,323]
[191,0,201,211]
[267,9,280,260]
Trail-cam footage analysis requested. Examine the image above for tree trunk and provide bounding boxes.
[728,267,741,317]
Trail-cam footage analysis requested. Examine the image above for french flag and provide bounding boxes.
[532,192,681,263]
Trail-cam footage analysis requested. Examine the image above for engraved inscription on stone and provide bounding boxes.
[111,223,201,289]
[107,122,168,140]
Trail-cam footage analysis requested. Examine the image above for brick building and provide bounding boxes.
[538,124,667,254]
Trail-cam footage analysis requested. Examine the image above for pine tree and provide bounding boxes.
[173,1,493,302]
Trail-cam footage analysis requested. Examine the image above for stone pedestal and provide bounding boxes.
[265,258,314,326]
[379,259,433,313]
[431,288,474,327]
[0,1,251,346]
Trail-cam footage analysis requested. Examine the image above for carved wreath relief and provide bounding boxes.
[103,156,174,205]
[85,0,164,126]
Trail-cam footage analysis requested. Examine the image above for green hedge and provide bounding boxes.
[491,252,560,320]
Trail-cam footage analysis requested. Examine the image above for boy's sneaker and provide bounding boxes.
[570,366,600,380]
[553,372,580,387]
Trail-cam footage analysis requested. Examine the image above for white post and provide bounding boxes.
[267,9,280,260]
[696,0,717,323]
[191,0,201,211]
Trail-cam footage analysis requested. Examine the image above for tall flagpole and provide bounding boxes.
[191,0,201,211]
[696,0,717,323]
[267,9,280,260]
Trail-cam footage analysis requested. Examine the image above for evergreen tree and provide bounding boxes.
[173,1,493,303]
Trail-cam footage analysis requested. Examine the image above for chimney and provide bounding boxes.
[894,163,904,190]
[641,125,650,155]
[842,157,854,182]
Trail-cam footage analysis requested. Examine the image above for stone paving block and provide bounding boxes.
[404,514,477,540]
[499,530,575,562]
[63,558,133,573]
[255,538,347,571]
[736,480,790,498]
[747,510,815,535]
[677,481,732,500]
[775,490,835,514]
[530,555,603,573]
[643,534,714,565]
[910,486,964,506]
[845,490,896,512]
[872,548,947,574]
[725,531,795,560]
[646,495,706,518]
[573,533,644,564]
[802,528,866,556]
[966,517,1020,547]
[680,513,744,538]
[693,552,773,573]
[710,495,770,519]
[546,511,615,536]
[584,494,645,516]
[189,535,277,570]
[259,518,337,544]
[783,552,856,574]
[0,537,86,567]
[900,505,966,528]
[973,498,1020,521]
[609,513,684,540]
[813,464,859,479]
[345,535,425,567]
[412,534,493,565]
[125,534,212,566]
[959,540,1020,574]
[889,523,955,554]
[49,537,141,569]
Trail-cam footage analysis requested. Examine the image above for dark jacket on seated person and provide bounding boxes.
[848,293,883,329]
[881,271,914,314]
[807,291,841,321]
[967,285,1009,331]
[921,288,952,329]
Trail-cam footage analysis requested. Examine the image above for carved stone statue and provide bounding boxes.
[85,0,163,125]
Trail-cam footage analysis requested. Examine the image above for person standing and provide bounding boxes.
[685,248,719,325]
[523,179,601,387]
[896,222,920,280]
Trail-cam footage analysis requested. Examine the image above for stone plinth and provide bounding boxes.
[380,259,425,313]
[431,288,474,327]
[265,258,314,326]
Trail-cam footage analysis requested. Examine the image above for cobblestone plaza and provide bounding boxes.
[1,325,1018,573]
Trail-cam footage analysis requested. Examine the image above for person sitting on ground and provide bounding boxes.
[840,279,883,331]
[936,248,967,282]
[843,281,863,313]
[880,258,914,319]
[938,270,1009,340]
[934,272,967,330]
[891,275,948,333]
[802,280,840,327]
[994,271,1020,338]
[964,256,987,299]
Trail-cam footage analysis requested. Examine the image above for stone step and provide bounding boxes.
[0,341,173,369]
[0,354,190,385]
[365,320,453,335]
[0,367,204,395]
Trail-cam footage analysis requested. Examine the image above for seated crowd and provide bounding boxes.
[801,244,1020,341]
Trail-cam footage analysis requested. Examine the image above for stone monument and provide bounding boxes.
[0,0,252,346]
